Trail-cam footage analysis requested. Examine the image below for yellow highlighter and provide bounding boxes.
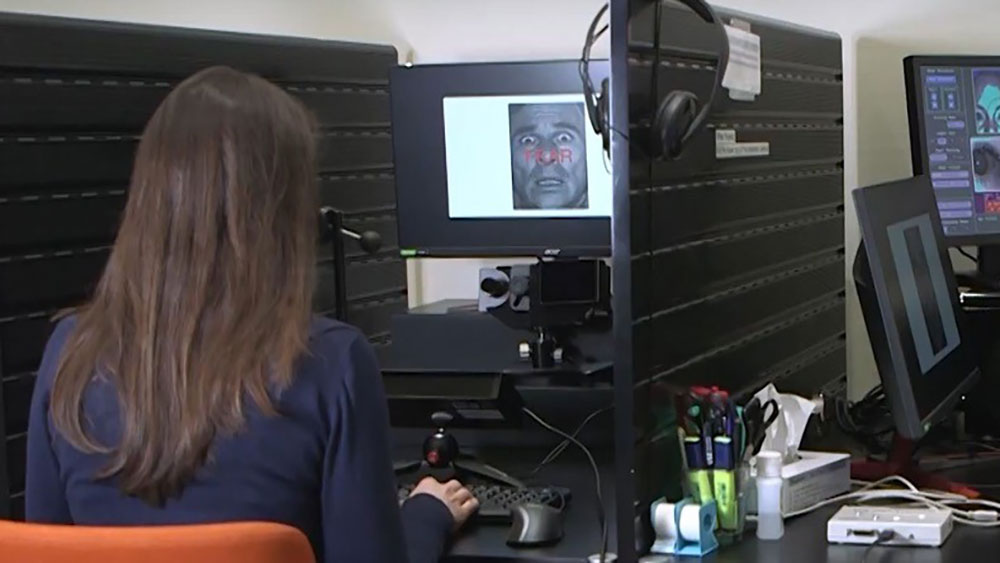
[684,437,714,505]
[712,436,738,531]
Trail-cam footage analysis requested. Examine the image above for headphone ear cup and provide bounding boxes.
[652,90,700,159]
[598,78,611,153]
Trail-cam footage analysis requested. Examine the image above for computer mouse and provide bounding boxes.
[507,502,564,546]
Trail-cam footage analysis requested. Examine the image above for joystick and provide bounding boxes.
[394,411,524,487]
[423,412,459,468]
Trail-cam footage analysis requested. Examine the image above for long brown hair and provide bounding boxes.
[51,66,319,505]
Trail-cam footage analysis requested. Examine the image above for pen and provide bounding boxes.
[693,400,715,468]
[712,436,738,531]
[725,398,737,440]
[707,387,732,438]
[685,404,702,436]
[688,388,715,467]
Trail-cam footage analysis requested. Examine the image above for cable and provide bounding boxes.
[834,385,894,454]
[862,530,897,563]
[958,247,979,264]
[786,475,1000,527]
[525,405,613,478]
[579,4,609,137]
[967,442,1000,453]
[579,2,632,155]
[861,384,885,402]
[523,407,608,561]
[593,23,609,43]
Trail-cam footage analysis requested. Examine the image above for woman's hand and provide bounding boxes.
[410,477,479,531]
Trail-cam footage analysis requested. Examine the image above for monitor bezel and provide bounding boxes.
[853,175,981,439]
[904,55,1000,247]
[389,59,612,259]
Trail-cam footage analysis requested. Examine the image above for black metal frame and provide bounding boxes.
[610,2,845,560]
[0,339,8,519]
[388,60,613,259]
[609,1,637,559]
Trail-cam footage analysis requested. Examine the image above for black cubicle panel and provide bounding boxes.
[0,12,402,520]
[609,3,844,560]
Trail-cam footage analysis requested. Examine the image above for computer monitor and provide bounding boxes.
[389,60,612,258]
[853,175,980,440]
[904,56,1000,245]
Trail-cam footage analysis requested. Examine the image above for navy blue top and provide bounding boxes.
[26,316,453,563]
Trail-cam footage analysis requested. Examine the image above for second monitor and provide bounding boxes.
[390,60,612,258]
[854,175,980,440]
[905,56,1000,243]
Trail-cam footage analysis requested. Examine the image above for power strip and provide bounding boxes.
[827,506,953,547]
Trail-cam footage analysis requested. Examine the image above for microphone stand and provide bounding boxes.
[319,206,382,322]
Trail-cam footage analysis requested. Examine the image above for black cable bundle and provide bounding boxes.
[835,385,895,452]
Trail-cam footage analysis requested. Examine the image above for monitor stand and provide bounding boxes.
[961,244,1000,290]
[850,435,981,498]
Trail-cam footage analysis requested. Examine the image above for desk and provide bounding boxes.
[423,441,1000,561]
[703,457,1000,563]
[706,506,1000,563]
[430,448,617,563]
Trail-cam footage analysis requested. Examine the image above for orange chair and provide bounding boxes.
[0,520,315,563]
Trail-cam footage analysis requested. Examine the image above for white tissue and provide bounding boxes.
[752,384,819,464]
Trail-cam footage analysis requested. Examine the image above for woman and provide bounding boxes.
[25,66,476,563]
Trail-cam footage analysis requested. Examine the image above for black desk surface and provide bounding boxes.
[705,456,1000,563]
[705,505,1000,563]
[436,451,1000,562]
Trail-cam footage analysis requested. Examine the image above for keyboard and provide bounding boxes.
[397,483,571,522]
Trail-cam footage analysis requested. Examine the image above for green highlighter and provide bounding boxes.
[683,437,713,505]
[712,436,738,530]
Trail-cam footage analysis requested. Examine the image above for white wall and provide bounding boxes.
[0,0,402,45]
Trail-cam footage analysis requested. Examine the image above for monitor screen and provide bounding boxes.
[390,61,612,257]
[853,176,979,439]
[905,57,1000,244]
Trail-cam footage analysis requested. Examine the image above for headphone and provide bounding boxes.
[580,0,731,160]
[580,4,611,154]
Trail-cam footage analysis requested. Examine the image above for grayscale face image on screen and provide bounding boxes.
[441,93,611,220]
[887,214,961,374]
[508,102,589,211]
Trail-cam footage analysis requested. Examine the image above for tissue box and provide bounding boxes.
[746,451,851,516]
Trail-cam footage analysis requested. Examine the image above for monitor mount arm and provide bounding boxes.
[319,206,382,322]
[968,245,1000,291]
[393,411,525,488]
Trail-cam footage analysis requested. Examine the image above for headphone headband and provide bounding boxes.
[650,0,732,159]
[675,0,730,146]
